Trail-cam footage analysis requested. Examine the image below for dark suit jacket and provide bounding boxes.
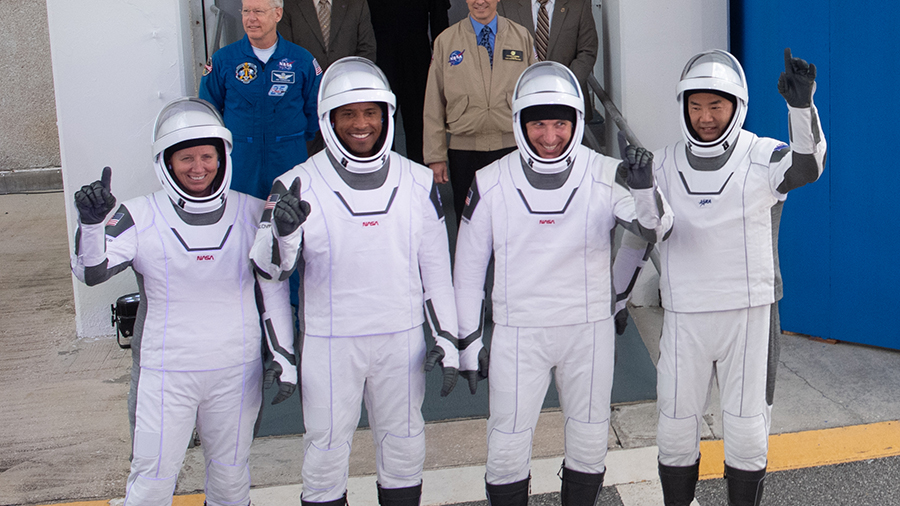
[278,0,377,70]
[498,0,598,101]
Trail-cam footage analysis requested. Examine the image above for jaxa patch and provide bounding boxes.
[271,70,295,84]
[269,84,289,96]
[278,58,295,70]
[449,50,465,66]
[235,62,258,84]
[502,49,523,62]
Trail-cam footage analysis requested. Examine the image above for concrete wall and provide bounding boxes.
[598,0,728,153]
[48,0,196,337]
[0,1,61,174]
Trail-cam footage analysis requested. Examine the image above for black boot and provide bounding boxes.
[560,462,605,506]
[377,483,422,506]
[486,476,530,506]
[725,464,766,506]
[658,458,700,506]
[302,492,348,506]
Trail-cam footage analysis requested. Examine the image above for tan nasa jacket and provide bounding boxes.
[423,16,535,164]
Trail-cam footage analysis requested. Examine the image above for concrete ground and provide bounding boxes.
[3,191,900,506]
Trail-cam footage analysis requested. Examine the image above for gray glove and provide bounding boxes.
[263,365,297,405]
[424,347,460,397]
[273,177,311,237]
[778,47,816,108]
[617,131,654,190]
[74,166,116,225]
[459,347,489,394]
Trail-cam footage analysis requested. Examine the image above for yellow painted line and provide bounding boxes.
[37,493,205,506]
[699,420,900,479]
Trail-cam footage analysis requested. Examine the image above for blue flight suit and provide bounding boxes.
[200,33,322,200]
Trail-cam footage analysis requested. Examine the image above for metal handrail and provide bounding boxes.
[587,74,644,149]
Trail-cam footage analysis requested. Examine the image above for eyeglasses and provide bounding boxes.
[241,7,275,17]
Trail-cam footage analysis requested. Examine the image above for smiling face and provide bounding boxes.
[242,0,282,49]
[687,92,735,142]
[331,102,384,157]
[466,0,499,25]
[170,145,219,197]
[525,119,574,159]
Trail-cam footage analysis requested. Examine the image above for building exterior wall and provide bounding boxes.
[0,1,61,178]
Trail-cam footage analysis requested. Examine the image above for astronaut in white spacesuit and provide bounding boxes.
[647,49,826,506]
[71,97,295,506]
[451,61,673,506]
[249,57,459,506]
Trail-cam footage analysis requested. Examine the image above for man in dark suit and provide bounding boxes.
[368,0,450,164]
[278,0,377,71]
[497,0,598,118]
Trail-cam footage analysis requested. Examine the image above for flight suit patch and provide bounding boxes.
[502,49,524,62]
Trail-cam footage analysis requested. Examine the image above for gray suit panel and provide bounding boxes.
[278,0,377,70]
[497,0,598,98]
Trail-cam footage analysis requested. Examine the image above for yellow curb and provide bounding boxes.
[37,493,205,506]
[699,420,900,479]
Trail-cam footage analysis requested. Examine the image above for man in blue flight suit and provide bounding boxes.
[200,0,322,200]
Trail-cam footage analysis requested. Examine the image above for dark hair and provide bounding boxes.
[683,90,737,141]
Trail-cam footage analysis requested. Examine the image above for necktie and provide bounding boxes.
[479,25,493,67]
[536,0,550,61]
[318,0,331,51]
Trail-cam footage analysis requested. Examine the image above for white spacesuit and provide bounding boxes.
[651,49,826,506]
[71,98,294,506]
[249,57,459,506]
[452,62,673,506]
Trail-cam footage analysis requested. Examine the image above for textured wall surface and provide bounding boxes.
[0,0,61,171]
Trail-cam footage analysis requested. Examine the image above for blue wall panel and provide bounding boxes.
[733,1,900,348]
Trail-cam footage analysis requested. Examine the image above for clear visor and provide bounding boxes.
[514,61,582,102]
[153,97,226,143]
[680,50,746,90]
[318,57,394,111]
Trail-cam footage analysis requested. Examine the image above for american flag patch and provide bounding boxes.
[312,58,323,76]
[106,212,124,227]
[465,188,473,207]
[265,194,279,210]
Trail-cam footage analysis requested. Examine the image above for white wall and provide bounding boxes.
[598,0,728,153]
[47,0,196,337]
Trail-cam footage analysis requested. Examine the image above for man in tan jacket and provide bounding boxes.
[424,0,534,223]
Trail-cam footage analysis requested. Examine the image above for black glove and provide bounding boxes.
[778,47,816,108]
[74,166,117,225]
[459,346,489,394]
[617,131,653,190]
[263,365,297,405]
[614,308,629,336]
[425,346,459,397]
[273,177,311,237]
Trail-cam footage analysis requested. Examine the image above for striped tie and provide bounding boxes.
[318,0,331,51]
[535,0,550,61]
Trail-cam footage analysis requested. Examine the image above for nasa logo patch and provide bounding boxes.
[449,50,465,66]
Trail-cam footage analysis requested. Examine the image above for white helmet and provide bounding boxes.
[512,62,585,174]
[151,97,233,213]
[676,49,748,158]
[318,57,396,173]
